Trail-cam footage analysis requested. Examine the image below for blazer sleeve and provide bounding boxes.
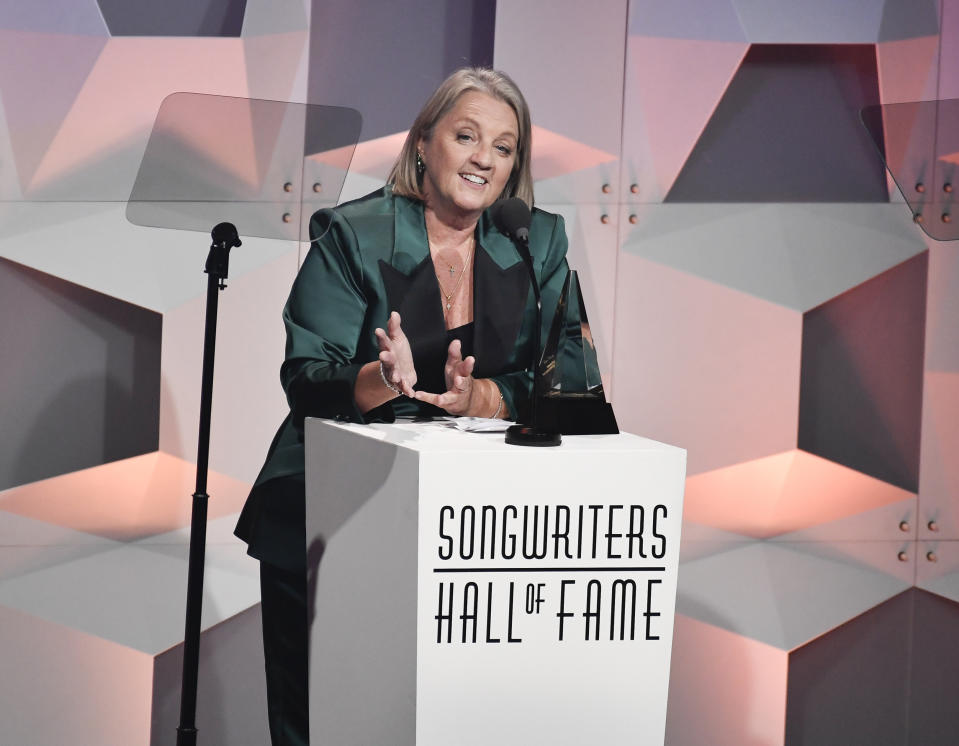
[488,211,570,419]
[280,210,393,427]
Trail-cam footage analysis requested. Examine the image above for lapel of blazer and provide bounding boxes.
[378,195,447,361]
[378,194,530,377]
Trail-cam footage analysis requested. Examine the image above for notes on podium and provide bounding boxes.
[305,418,686,745]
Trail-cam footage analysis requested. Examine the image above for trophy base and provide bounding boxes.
[505,424,562,447]
[540,394,619,435]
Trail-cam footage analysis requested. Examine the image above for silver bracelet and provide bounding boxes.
[379,361,402,396]
[489,386,504,419]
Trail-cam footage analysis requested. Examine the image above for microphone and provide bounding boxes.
[206,222,241,284]
[491,199,561,447]
[492,197,531,245]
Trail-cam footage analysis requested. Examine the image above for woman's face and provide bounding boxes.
[418,91,519,226]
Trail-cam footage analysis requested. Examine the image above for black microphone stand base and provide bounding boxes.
[505,424,562,447]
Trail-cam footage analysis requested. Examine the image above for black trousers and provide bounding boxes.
[260,560,310,746]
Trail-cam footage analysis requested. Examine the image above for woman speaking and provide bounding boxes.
[235,67,570,745]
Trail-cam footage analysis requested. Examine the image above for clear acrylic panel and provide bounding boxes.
[127,93,362,241]
[861,99,959,242]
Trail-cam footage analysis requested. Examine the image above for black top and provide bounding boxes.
[416,322,474,393]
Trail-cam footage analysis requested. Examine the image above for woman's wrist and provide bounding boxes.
[355,360,400,414]
[379,360,402,396]
[466,378,502,419]
[488,383,504,419]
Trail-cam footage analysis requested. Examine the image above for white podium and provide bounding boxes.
[305,419,686,746]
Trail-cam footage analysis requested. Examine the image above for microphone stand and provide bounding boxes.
[176,222,241,746]
[505,231,561,447]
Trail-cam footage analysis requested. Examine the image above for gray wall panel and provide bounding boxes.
[666,44,887,203]
[308,0,495,142]
[0,258,160,491]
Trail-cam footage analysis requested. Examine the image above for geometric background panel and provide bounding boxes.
[666,44,887,202]
[240,0,308,36]
[675,542,910,651]
[683,449,916,539]
[95,0,247,37]
[622,35,748,202]
[496,0,626,157]
[0,203,296,314]
[0,512,116,584]
[242,31,309,103]
[924,244,959,373]
[919,378,959,540]
[622,204,927,312]
[916,537,959,603]
[799,252,927,492]
[0,539,257,654]
[0,93,17,201]
[773,538,916,585]
[497,0,628,205]
[877,0,942,42]
[666,614,788,746]
[0,30,108,196]
[875,35,941,106]
[769,492,915,543]
[731,0,886,43]
[785,588,959,746]
[785,588,913,746]
[941,0,959,98]
[23,38,249,199]
[906,589,959,745]
[0,605,154,746]
[1,0,108,34]
[919,246,959,539]
[309,0,495,143]
[628,0,746,42]
[0,257,160,491]
[0,452,250,542]
[611,254,802,476]
[528,127,618,183]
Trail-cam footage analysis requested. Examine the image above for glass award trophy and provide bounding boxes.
[537,269,619,435]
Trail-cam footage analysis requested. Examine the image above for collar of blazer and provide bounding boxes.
[380,193,530,378]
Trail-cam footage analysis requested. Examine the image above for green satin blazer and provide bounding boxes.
[235,187,569,560]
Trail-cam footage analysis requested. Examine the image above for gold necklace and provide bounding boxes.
[435,238,474,312]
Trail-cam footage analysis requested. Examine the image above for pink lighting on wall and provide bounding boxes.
[684,448,916,538]
[624,36,749,200]
[27,38,250,195]
[875,36,941,104]
[0,451,251,541]
[666,613,788,746]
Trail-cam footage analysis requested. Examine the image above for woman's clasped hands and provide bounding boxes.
[375,311,477,415]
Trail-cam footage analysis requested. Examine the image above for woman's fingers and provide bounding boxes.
[375,327,394,355]
[414,389,456,409]
[446,338,463,364]
[388,311,404,339]
[458,355,476,377]
[378,313,417,396]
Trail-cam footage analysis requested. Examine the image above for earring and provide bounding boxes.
[416,151,425,174]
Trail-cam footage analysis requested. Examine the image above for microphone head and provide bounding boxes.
[211,221,242,248]
[491,198,531,240]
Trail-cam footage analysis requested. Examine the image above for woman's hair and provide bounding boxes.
[388,67,534,207]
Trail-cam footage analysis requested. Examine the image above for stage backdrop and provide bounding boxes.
[1,1,958,744]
